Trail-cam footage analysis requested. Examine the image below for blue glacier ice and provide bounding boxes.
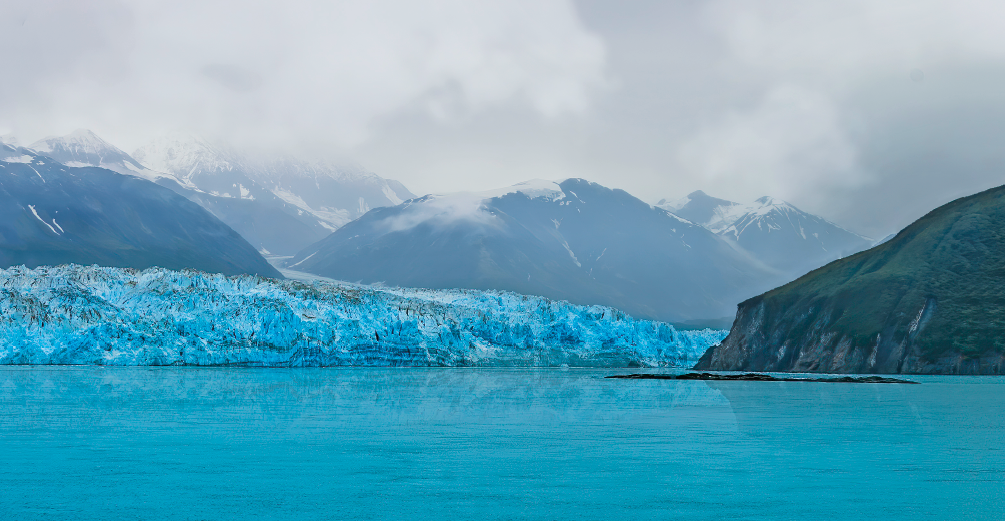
[0,264,727,367]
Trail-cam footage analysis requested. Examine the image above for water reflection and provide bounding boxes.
[1,368,1003,521]
[1,367,737,432]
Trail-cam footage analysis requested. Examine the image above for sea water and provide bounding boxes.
[1,367,1002,520]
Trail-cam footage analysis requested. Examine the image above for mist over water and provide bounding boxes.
[2,367,1002,520]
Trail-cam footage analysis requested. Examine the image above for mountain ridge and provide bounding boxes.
[657,190,872,277]
[289,178,786,322]
[27,130,415,255]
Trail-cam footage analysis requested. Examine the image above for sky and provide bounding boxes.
[3,0,1005,237]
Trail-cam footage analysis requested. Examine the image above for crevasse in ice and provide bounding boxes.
[0,265,726,367]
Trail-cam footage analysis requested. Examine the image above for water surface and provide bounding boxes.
[1,368,1002,520]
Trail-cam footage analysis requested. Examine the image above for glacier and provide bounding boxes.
[0,265,726,367]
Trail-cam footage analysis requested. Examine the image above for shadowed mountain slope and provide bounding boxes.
[0,144,280,277]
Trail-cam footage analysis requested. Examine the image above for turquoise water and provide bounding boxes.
[1,368,1002,520]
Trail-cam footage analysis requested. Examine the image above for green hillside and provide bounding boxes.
[695,184,1005,374]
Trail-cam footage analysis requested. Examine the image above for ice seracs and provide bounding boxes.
[0,264,726,367]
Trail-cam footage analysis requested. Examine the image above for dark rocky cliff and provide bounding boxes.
[695,184,1005,374]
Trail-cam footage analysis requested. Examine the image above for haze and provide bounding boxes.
[3,0,1004,237]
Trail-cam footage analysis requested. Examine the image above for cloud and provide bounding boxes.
[377,193,502,233]
[6,0,1005,239]
[676,85,864,201]
[0,0,607,149]
[653,0,1005,231]
[700,0,1005,75]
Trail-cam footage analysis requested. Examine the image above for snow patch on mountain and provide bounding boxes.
[2,154,33,164]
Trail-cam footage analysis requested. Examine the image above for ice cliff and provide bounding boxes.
[0,265,726,367]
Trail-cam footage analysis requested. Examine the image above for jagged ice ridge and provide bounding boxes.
[0,265,726,367]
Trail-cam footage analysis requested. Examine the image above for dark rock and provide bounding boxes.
[605,372,919,384]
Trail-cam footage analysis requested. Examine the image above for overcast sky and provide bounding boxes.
[3,0,1005,237]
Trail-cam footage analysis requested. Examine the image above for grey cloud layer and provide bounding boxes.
[1,0,606,147]
[3,0,1005,237]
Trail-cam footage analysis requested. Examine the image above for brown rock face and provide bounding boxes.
[695,297,1005,374]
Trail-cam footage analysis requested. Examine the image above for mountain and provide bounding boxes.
[658,190,872,277]
[658,190,744,231]
[28,129,165,184]
[0,143,280,277]
[133,133,414,228]
[246,156,416,229]
[287,179,785,322]
[694,184,1005,374]
[0,264,726,367]
[28,131,334,255]
[24,130,417,255]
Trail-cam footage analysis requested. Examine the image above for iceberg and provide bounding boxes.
[0,265,726,367]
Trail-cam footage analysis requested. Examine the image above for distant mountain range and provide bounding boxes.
[657,190,872,278]
[0,143,279,277]
[8,128,879,324]
[288,179,787,322]
[26,130,414,255]
[695,183,1005,374]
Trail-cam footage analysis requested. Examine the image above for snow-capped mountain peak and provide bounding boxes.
[658,189,872,277]
[22,129,416,256]
[657,190,744,232]
[233,154,416,229]
[27,129,164,183]
[132,132,236,187]
[30,129,106,153]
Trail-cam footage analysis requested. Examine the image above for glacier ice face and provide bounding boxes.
[0,265,726,367]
